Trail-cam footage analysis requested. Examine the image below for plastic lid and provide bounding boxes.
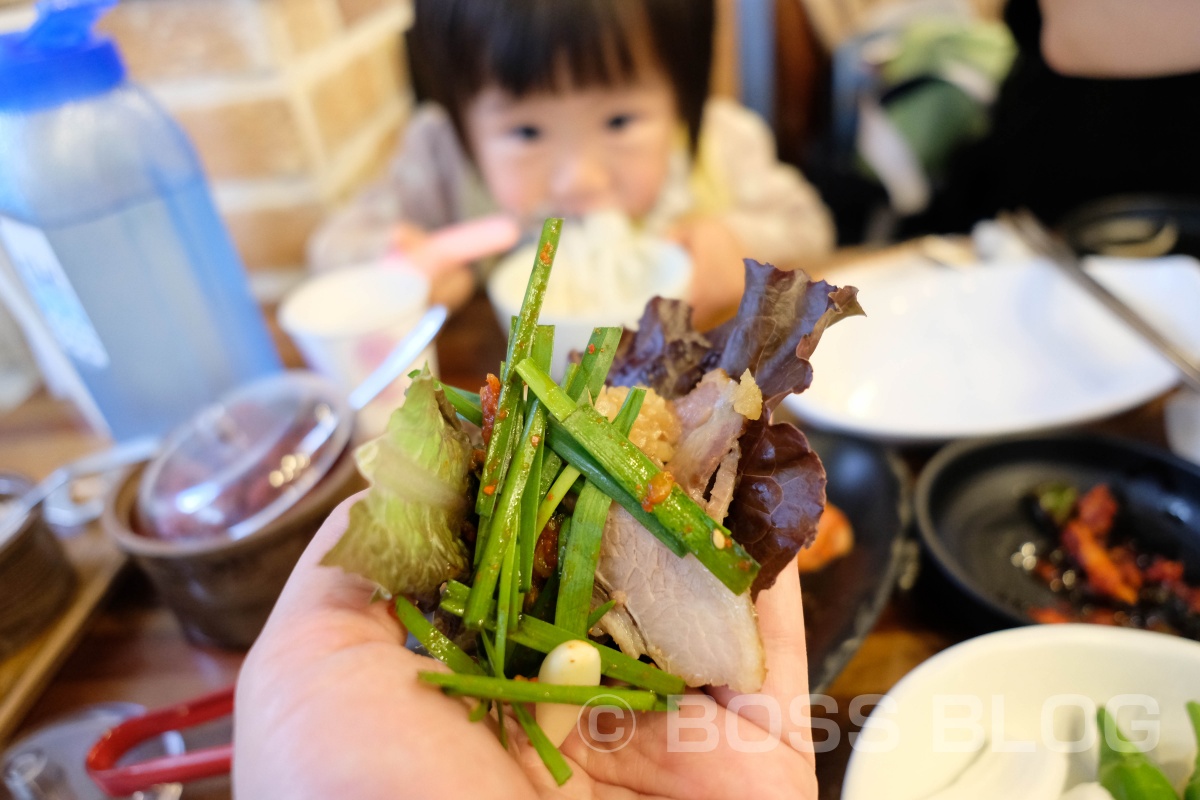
[0,0,125,112]
[136,371,353,542]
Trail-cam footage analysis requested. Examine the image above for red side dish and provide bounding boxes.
[1025,482,1200,637]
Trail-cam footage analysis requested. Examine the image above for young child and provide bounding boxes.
[308,0,835,329]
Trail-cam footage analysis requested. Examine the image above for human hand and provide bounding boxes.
[666,216,747,331]
[390,223,476,311]
[391,215,521,311]
[234,495,818,799]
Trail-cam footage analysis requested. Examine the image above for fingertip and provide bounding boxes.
[756,557,804,633]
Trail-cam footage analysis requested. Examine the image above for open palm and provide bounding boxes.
[234,496,818,799]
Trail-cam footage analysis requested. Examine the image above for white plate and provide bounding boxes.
[842,624,1200,800]
[784,254,1200,443]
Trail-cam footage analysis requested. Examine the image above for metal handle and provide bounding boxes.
[1000,209,1200,395]
[0,435,160,542]
[347,304,448,411]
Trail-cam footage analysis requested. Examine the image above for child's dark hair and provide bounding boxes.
[408,0,714,154]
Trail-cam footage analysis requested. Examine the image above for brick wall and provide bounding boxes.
[96,0,414,296]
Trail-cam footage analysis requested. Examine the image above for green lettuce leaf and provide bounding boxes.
[320,367,473,597]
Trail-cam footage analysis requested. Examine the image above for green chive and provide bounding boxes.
[440,581,685,697]
[418,671,661,710]
[511,702,573,786]
[517,360,758,595]
[393,596,483,676]
[586,599,616,630]
[476,219,562,518]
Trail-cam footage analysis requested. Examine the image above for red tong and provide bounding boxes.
[86,686,235,796]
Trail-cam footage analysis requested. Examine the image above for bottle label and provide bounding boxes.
[0,217,109,369]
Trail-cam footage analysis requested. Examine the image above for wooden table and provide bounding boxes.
[0,287,1177,799]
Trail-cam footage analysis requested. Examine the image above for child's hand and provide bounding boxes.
[390,223,477,311]
[391,216,521,312]
[666,217,746,330]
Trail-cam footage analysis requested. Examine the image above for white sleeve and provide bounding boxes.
[703,98,836,267]
[306,104,471,271]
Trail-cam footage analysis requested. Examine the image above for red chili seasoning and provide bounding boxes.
[533,521,559,579]
[641,471,674,512]
[539,242,553,264]
[530,434,541,446]
[482,484,497,496]
[587,344,596,354]
[480,373,501,446]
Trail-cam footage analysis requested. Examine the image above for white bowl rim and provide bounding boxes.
[487,237,693,324]
[844,623,1200,798]
[876,624,1200,706]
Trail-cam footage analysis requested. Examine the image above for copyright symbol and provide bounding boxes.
[577,694,636,753]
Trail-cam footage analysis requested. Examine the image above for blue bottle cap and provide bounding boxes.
[0,0,125,112]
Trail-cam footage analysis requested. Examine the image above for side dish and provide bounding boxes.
[1022,482,1200,639]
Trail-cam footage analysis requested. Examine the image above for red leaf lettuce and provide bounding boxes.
[609,259,863,593]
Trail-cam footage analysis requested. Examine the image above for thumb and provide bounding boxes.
[706,559,813,757]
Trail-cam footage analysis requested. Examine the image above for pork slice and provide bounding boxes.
[670,373,735,493]
[670,370,759,500]
[595,507,766,692]
[705,447,741,521]
[595,370,766,692]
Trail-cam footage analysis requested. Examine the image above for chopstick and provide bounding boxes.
[1000,209,1200,395]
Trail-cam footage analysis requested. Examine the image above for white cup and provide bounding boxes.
[279,264,438,439]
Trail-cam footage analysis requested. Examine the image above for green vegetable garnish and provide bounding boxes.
[320,366,472,597]
[511,702,573,785]
[440,580,685,695]
[555,388,644,637]
[418,671,664,710]
[518,359,760,595]
[1185,700,1200,800]
[1035,482,1079,528]
[1097,706,1178,800]
[393,595,482,676]
[465,401,545,632]
[475,219,562,519]
[586,599,616,629]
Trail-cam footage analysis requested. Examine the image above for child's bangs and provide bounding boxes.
[470,1,648,97]
[412,0,713,152]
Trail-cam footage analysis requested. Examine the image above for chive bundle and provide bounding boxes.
[397,218,760,785]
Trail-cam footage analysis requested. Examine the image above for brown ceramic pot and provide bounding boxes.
[102,448,364,650]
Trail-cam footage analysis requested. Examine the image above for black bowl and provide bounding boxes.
[1061,194,1200,259]
[915,433,1200,628]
